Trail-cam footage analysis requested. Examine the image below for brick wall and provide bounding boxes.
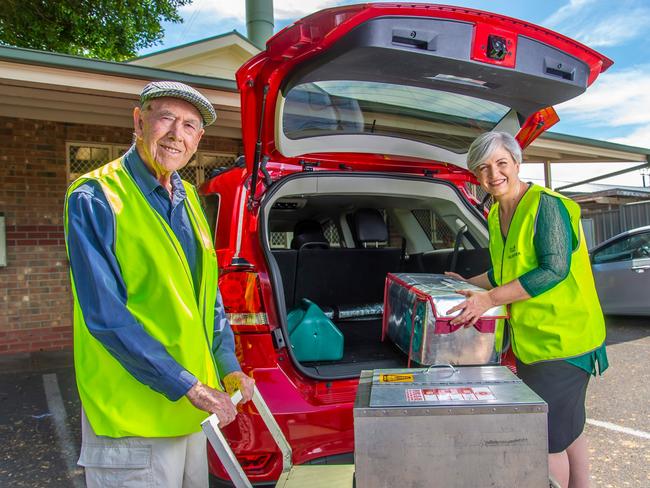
[0,116,241,354]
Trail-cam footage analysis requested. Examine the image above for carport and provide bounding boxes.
[524,131,650,190]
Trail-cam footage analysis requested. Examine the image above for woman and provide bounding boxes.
[447,131,608,488]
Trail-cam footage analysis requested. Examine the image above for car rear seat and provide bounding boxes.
[293,209,401,308]
[271,249,298,309]
[405,248,490,277]
[270,220,331,310]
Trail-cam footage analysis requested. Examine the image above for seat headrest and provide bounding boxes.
[290,220,330,250]
[353,209,388,244]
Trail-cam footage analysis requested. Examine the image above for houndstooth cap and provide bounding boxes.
[140,81,217,126]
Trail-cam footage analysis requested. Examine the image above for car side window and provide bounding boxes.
[411,209,458,249]
[631,232,650,259]
[592,233,650,264]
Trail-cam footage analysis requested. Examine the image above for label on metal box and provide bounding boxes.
[379,373,414,383]
[405,386,496,402]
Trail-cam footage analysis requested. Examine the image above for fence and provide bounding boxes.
[584,200,650,247]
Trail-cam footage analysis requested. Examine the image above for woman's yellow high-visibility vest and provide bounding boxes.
[488,184,605,364]
[64,158,220,438]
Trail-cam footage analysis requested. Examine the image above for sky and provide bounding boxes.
[140,0,650,190]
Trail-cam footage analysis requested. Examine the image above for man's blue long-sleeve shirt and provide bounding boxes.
[65,146,240,401]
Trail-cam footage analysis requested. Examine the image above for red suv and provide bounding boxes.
[201,4,611,485]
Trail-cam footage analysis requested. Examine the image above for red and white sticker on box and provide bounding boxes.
[472,386,496,400]
[449,389,464,401]
[406,386,495,402]
[459,388,477,401]
[422,388,437,401]
[405,389,425,402]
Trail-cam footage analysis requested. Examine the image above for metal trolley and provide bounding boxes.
[204,370,559,488]
[201,386,354,488]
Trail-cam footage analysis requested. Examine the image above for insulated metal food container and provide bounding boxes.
[354,366,549,488]
[382,273,507,366]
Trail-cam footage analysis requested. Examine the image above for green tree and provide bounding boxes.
[0,0,192,61]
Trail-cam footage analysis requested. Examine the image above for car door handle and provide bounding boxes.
[631,265,650,273]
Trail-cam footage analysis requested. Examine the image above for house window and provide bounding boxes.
[66,142,128,181]
[177,152,237,185]
[66,143,236,186]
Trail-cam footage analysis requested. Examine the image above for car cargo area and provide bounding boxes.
[262,173,491,378]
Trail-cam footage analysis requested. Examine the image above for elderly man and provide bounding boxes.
[64,81,254,487]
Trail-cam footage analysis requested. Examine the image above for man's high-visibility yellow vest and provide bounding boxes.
[64,157,220,438]
[488,184,605,364]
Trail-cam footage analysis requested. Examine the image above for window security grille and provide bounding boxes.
[178,152,236,185]
[66,143,236,187]
[67,143,125,181]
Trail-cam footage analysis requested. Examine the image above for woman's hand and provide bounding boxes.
[448,289,494,327]
[444,271,465,281]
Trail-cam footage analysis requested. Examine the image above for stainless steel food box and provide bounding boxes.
[382,273,508,366]
[354,366,548,488]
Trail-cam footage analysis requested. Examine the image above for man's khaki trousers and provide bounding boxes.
[78,410,209,488]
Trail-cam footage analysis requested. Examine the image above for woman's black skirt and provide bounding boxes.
[516,358,590,453]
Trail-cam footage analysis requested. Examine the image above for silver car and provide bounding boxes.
[590,226,650,315]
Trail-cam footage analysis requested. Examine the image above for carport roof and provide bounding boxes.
[528,131,650,164]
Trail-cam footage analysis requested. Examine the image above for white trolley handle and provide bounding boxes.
[201,385,293,488]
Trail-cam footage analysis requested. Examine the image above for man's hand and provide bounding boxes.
[448,289,495,327]
[223,371,255,403]
[186,381,238,426]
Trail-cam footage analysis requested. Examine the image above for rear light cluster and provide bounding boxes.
[219,271,268,332]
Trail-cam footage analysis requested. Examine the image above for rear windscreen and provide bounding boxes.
[282,80,511,153]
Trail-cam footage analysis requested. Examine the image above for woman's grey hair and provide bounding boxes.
[467,131,522,173]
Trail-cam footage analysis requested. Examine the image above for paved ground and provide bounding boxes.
[0,352,82,487]
[585,316,650,488]
[0,315,648,487]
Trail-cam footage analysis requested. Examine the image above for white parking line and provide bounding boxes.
[42,373,85,488]
[586,418,650,440]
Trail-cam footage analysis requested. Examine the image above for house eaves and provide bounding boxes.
[0,44,237,91]
[0,45,241,138]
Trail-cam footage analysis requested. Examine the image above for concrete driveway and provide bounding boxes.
[0,315,648,487]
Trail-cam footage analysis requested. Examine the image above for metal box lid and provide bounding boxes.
[366,366,546,412]
[389,273,507,318]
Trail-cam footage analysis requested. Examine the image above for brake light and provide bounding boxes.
[219,271,268,331]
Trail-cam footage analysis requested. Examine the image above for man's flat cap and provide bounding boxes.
[140,81,217,126]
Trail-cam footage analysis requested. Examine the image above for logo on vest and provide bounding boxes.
[507,244,520,259]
